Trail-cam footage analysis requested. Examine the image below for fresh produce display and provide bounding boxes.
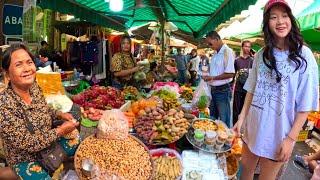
[152,89,177,100]
[197,95,209,110]
[80,107,103,121]
[123,86,139,100]
[129,98,158,116]
[72,85,125,110]
[74,135,152,180]
[180,86,193,102]
[133,71,147,81]
[137,59,150,73]
[134,106,190,144]
[162,98,180,111]
[152,155,182,180]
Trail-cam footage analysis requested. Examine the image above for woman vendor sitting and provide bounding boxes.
[0,44,79,179]
[111,35,143,89]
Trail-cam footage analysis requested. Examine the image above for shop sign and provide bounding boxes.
[2,4,23,36]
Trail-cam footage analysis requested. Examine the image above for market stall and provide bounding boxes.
[48,77,240,179]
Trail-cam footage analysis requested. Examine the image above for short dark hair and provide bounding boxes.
[205,31,221,40]
[242,40,251,47]
[150,61,157,70]
[2,43,35,71]
[41,41,48,46]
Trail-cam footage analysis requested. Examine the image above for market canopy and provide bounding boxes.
[219,0,320,51]
[37,0,257,40]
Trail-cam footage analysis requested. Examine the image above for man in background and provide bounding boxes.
[36,41,52,68]
[174,48,188,84]
[188,49,200,86]
[233,40,253,125]
[203,31,235,127]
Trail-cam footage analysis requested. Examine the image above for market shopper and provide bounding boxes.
[35,41,52,68]
[232,41,253,125]
[111,35,143,89]
[174,48,188,85]
[188,49,200,86]
[203,31,235,128]
[0,44,79,179]
[232,0,319,179]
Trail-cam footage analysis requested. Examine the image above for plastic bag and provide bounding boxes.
[62,170,79,180]
[96,109,129,140]
[192,80,212,110]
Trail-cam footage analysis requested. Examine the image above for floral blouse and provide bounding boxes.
[0,83,59,166]
[111,52,136,83]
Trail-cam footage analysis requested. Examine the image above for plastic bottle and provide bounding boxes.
[73,68,78,80]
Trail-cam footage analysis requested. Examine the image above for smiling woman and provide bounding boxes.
[0,44,80,179]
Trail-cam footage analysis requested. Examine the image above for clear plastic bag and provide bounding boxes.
[96,109,129,140]
[192,80,212,109]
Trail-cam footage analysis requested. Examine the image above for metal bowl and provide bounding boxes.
[63,80,79,91]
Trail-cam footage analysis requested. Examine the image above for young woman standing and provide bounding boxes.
[233,0,319,179]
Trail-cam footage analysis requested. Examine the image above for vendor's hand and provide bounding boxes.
[56,121,79,136]
[133,66,144,72]
[277,137,295,162]
[58,112,76,122]
[232,115,245,137]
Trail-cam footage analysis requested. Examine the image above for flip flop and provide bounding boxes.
[294,155,309,170]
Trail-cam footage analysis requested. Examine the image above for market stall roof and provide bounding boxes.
[227,0,320,51]
[38,0,257,40]
[37,0,127,31]
[219,0,315,39]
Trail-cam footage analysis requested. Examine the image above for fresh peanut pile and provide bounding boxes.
[75,135,152,180]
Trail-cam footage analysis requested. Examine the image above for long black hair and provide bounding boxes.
[2,43,35,71]
[262,5,307,82]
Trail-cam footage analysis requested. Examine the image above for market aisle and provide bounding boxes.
[253,142,314,180]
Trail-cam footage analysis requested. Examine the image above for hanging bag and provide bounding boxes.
[19,109,67,175]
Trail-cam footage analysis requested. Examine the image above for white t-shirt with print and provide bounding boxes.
[243,46,319,160]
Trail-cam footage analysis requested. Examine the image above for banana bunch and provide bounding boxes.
[180,86,193,102]
[163,98,180,111]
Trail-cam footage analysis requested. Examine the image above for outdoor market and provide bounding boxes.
[0,0,320,180]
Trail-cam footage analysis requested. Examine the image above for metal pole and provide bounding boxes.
[160,20,165,72]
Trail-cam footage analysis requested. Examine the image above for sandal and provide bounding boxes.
[294,155,309,170]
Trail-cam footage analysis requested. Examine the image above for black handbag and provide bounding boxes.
[21,110,67,175]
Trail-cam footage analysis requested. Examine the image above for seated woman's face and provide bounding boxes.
[121,39,131,52]
[7,49,36,88]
